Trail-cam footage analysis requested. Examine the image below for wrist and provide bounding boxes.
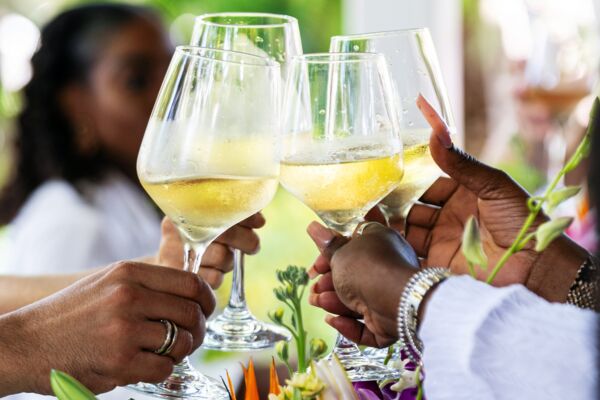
[0,310,42,395]
[397,267,451,363]
[526,234,588,302]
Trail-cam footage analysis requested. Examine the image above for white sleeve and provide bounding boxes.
[417,275,598,400]
[3,182,108,275]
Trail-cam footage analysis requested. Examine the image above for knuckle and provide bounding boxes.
[111,261,136,278]
[201,268,224,289]
[184,274,204,298]
[181,331,195,354]
[181,301,203,326]
[247,232,260,252]
[111,283,140,306]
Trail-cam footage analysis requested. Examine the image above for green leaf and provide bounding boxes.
[534,217,573,252]
[50,370,97,400]
[461,216,488,268]
[546,186,581,212]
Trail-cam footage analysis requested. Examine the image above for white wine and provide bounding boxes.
[280,153,403,235]
[380,142,441,218]
[142,176,278,242]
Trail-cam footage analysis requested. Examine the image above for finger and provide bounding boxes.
[365,206,387,225]
[158,218,184,269]
[419,176,459,206]
[161,217,179,239]
[215,225,260,254]
[126,352,174,384]
[406,203,441,229]
[140,291,204,336]
[308,254,331,279]
[201,243,233,273]
[404,224,431,258]
[310,292,362,318]
[198,267,225,289]
[139,321,194,363]
[325,315,387,348]
[312,272,334,293]
[113,263,217,316]
[307,221,348,261]
[238,212,266,229]
[418,95,518,198]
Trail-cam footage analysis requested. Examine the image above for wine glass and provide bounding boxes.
[133,46,282,399]
[280,52,403,382]
[331,28,456,365]
[331,28,456,223]
[191,12,301,351]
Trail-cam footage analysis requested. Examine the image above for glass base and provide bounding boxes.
[128,358,228,399]
[203,307,292,351]
[332,337,401,382]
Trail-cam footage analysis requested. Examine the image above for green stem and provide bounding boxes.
[415,365,423,400]
[294,298,307,373]
[277,321,300,343]
[485,135,580,284]
[383,345,394,366]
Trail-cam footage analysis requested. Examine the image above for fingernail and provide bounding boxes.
[437,129,453,149]
[308,266,318,280]
[308,293,319,306]
[324,315,334,325]
[307,221,335,249]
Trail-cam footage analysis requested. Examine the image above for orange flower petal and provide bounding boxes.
[226,370,237,400]
[269,357,281,395]
[244,358,259,400]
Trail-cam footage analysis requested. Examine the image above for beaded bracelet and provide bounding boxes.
[398,267,451,364]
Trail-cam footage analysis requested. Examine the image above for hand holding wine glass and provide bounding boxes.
[157,214,266,289]
[279,52,403,381]
[135,46,282,399]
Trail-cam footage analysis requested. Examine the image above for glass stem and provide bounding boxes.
[227,249,247,311]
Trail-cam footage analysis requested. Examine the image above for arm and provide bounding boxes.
[0,270,97,314]
[419,276,598,399]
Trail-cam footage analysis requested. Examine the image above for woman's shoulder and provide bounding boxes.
[10,179,101,241]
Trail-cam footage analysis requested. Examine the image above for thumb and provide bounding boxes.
[307,221,349,261]
[416,95,519,198]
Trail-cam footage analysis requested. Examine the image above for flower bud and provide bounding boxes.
[285,283,294,296]
[275,341,289,362]
[269,307,285,324]
[461,216,488,268]
[274,288,286,302]
[547,186,581,212]
[309,338,328,360]
[535,217,573,252]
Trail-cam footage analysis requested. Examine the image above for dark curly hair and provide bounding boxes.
[0,3,157,224]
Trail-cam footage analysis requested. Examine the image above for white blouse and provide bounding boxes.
[0,172,161,275]
[419,276,598,399]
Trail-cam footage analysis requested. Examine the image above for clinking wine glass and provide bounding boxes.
[331,28,457,364]
[191,12,302,351]
[331,28,456,224]
[133,46,283,399]
[279,52,403,382]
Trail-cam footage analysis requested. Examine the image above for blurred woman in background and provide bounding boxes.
[0,4,258,277]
